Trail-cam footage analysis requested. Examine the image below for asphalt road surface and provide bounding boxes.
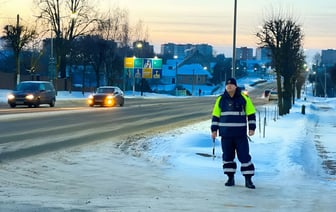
[0,97,215,162]
[0,81,274,163]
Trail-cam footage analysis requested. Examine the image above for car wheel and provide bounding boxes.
[34,99,40,108]
[89,104,94,107]
[9,103,16,108]
[50,99,56,107]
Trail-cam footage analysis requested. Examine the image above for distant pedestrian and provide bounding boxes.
[198,88,202,96]
[210,78,257,189]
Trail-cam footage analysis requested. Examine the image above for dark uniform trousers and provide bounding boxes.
[221,136,255,176]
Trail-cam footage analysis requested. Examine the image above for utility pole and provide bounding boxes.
[232,0,237,78]
[16,14,20,85]
[324,65,327,98]
[192,69,195,96]
[49,23,56,91]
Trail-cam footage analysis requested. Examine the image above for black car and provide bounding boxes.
[88,86,124,107]
[7,81,56,108]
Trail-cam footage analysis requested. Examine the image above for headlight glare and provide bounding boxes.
[7,94,15,100]
[26,94,34,100]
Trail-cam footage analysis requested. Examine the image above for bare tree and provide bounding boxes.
[292,49,306,101]
[95,7,131,86]
[1,14,37,85]
[256,13,304,115]
[133,19,149,42]
[97,7,130,45]
[34,0,99,89]
[313,53,321,66]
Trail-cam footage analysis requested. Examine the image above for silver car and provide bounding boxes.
[87,86,124,107]
[268,91,278,101]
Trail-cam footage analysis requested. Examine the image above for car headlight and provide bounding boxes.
[7,94,15,100]
[105,95,115,105]
[26,94,35,100]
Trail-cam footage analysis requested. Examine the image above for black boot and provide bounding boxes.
[225,174,235,186]
[245,176,255,189]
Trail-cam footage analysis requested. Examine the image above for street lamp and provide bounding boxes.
[232,0,237,78]
[48,23,56,89]
[135,42,144,96]
[324,65,327,98]
[15,14,21,84]
[313,71,316,96]
[192,69,195,96]
[136,42,143,58]
[174,55,178,92]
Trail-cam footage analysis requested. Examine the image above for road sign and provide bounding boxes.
[124,57,162,79]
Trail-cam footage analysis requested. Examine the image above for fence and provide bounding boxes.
[256,104,279,138]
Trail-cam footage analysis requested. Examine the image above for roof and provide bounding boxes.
[177,64,212,77]
[98,86,120,89]
[162,63,212,77]
[20,81,52,84]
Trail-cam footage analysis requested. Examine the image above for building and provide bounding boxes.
[321,49,336,67]
[160,43,213,59]
[236,47,253,60]
[255,47,272,61]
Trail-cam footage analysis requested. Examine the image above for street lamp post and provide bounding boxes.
[192,69,195,96]
[48,23,56,91]
[132,65,136,96]
[175,61,178,87]
[232,0,237,78]
[16,14,21,84]
[174,56,178,95]
[135,42,144,96]
[140,74,144,96]
[324,65,327,98]
[313,71,317,96]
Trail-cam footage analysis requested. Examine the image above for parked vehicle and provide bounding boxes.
[88,86,124,107]
[268,91,278,101]
[7,81,56,108]
[263,89,271,98]
[239,86,249,95]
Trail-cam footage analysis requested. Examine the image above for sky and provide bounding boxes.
[0,78,335,210]
[0,0,335,56]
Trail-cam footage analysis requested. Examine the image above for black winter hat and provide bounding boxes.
[226,78,237,86]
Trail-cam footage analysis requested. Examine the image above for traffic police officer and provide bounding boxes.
[211,78,256,189]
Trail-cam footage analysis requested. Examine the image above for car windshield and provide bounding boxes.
[97,88,115,93]
[16,83,39,91]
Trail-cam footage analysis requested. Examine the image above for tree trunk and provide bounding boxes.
[14,54,19,85]
[276,71,284,115]
[283,77,292,114]
[94,63,101,88]
[293,79,296,104]
[296,78,304,99]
